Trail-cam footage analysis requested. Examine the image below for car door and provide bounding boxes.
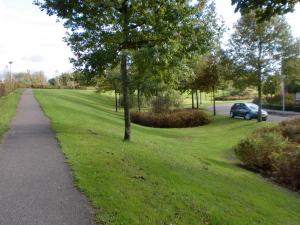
[239,104,248,117]
[233,104,241,116]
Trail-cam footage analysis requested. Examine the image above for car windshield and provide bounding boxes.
[246,103,258,111]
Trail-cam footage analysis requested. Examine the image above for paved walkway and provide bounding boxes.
[0,90,93,225]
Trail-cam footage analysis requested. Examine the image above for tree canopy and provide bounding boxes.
[232,0,300,20]
[35,0,221,140]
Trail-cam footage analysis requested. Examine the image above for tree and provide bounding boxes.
[194,54,219,115]
[227,13,293,122]
[263,75,280,97]
[232,0,300,20]
[48,78,56,86]
[35,0,218,141]
[284,58,300,93]
[14,71,47,87]
[96,66,122,112]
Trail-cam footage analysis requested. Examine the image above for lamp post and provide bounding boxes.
[8,61,13,82]
[281,57,286,112]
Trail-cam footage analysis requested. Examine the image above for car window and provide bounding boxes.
[241,104,248,109]
[233,104,240,109]
[246,103,258,111]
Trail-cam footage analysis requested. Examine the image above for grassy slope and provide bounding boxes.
[0,90,22,141]
[34,89,300,225]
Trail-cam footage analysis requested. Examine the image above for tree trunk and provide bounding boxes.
[257,42,263,122]
[192,90,194,109]
[200,91,202,104]
[118,93,121,109]
[212,86,216,116]
[137,86,141,112]
[258,78,262,122]
[114,89,118,112]
[196,90,199,109]
[121,52,131,141]
[121,0,131,140]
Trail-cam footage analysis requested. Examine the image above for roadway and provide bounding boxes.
[208,103,300,123]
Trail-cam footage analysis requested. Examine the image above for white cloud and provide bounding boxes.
[22,55,44,62]
[215,0,300,45]
[0,0,73,79]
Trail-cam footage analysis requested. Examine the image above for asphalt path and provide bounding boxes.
[0,89,93,225]
[208,103,300,123]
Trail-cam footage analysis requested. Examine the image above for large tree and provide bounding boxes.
[35,0,219,141]
[227,13,295,121]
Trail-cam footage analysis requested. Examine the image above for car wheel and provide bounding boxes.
[244,113,251,120]
[262,117,267,121]
[230,111,235,118]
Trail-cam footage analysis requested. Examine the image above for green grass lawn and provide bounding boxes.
[34,89,300,225]
[0,90,22,141]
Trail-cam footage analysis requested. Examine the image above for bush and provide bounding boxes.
[271,146,300,190]
[234,123,300,191]
[131,109,210,128]
[265,94,295,105]
[280,118,300,144]
[234,128,287,171]
[0,81,18,97]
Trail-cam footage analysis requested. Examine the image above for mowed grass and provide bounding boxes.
[0,90,22,141]
[34,89,300,225]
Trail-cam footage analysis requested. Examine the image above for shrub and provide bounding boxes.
[266,94,295,105]
[131,109,210,128]
[271,145,300,190]
[280,118,300,144]
[0,81,18,97]
[234,129,287,171]
[235,122,300,191]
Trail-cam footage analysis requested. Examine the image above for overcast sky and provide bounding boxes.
[0,0,299,79]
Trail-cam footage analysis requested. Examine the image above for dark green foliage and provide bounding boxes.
[285,58,300,93]
[263,75,280,97]
[48,78,56,86]
[131,109,210,128]
[235,119,300,190]
[231,0,299,21]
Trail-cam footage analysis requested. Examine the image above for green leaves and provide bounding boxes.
[231,0,299,21]
[35,0,220,75]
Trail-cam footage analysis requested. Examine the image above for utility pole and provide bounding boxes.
[8,61,13,82]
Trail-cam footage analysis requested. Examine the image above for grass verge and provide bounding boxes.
[0,89,22,141]
[34,89,300,225]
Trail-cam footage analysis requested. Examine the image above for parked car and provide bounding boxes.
[230,103,268,121]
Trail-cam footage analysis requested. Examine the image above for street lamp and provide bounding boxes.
[8,61,13,82]
[281,57,287,112]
